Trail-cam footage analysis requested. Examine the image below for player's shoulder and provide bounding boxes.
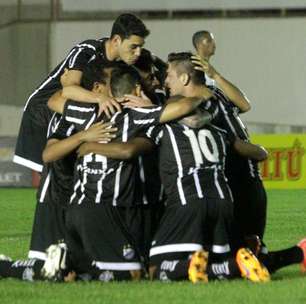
[72,38,105,51]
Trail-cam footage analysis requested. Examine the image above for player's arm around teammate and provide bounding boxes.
[42,121,117,163]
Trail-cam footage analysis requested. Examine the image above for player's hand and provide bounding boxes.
[191,55,218,79]
[60,68,70,87]
[81,121,117,143]
[97,94,124,118]
[123,91,153,108]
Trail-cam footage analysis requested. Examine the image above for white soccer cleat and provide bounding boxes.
[0,254,12,262]
[41,243,67,281]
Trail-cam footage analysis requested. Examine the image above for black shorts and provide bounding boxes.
[14,102,54,172]
[28,201,67,260]
[229,178,267,244]
[149,197,233,262]
[65,204,142,271]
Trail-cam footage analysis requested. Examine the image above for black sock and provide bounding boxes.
[0,259,45,281]
[207,258,241,280]
[259,246,303,273]
[151,260,189,281]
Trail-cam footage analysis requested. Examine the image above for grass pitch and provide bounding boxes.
[0,188,305,304]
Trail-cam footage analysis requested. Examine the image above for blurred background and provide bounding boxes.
[0,0,306,187]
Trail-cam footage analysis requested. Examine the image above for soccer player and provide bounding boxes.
[28,61,117,261]
[14,13,149,172]
[191,50,267,252]
[168,52,305,278]
[146,52,270,283]
[43,64,209,281]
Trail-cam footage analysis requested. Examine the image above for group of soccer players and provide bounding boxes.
[0,13,305,283]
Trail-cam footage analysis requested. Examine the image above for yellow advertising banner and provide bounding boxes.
[250,134,306,189]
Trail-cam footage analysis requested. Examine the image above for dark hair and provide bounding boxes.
[192,30,211,49]
[168,52,206,86]
[134,48,168,86]
[111,14,150,40]
[81,59,109,90]
[110,66,141,97]
[134,48,154,73]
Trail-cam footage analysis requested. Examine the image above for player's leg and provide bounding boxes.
[28,201,67,261]
[14,102,54,171]
[65,205,143,281]
[0,255,45,281]
[149,199,205,281]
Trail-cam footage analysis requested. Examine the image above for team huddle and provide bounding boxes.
[1,14,305,283]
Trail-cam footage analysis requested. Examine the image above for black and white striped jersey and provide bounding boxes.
[66,102,165,207]
[36,101,98,206]
[24,38,109,112]
[146,123,234,205]
[205,86,261,181]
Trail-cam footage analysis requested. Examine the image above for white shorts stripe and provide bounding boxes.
[13,155,43,172]
[93,261,141,271]
[150,243,203,257]
[212,244,231,254]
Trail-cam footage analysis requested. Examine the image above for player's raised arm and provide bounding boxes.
[191,55,251,113]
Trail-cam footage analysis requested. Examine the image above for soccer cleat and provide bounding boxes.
[236,248,270,282]
[41,243,67,281]
[0,254,12,262]
[188,250,209,283]
[297,238,306,273]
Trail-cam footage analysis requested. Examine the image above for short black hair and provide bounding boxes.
[134,48,154,73]
[192,30,211,49]
[110,66,141,98]
[111,13,150,40]
[81,59,109,90]
[168,52,206,86]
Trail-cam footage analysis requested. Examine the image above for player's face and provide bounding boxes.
[202,34,216,57]
[165,63,184,96]
[118,35,145,65]
[139,69,161,92]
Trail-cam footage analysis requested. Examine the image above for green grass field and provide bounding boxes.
[0,188,305,304]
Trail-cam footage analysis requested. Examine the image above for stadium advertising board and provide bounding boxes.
[251,134,306,189]
[0,137,32,187]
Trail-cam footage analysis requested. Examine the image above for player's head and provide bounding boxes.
[81,59,113,95]
[192,31,216,60]
[110,65,142,98]
[134,48,161,92]
[110,14,150,65]
[165,52,206,96]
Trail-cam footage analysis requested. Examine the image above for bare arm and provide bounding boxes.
[233,138,268,161]
[77,137,154,160]
[159,96,207,124]
[47,90,67,114]
[191,55,251,113]
[213,74,251,113]
[48,68,122,117]
[42,122,117,163]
